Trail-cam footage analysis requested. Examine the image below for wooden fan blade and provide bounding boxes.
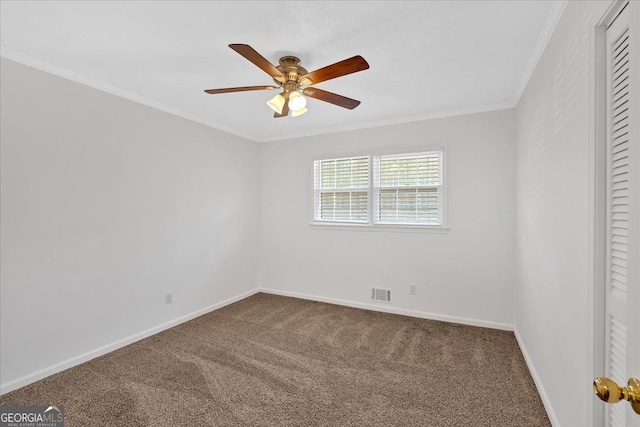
[229,44,286,83]
[274,97,290,118]
[204,86,278,94]
[302,88,361,110]
[299,55,369,86]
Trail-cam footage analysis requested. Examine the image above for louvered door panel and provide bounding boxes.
[607,27,630,300]
[604,4,638,426]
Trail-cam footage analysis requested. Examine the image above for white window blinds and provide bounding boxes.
[313,149,445,227]
[313,156,369,223]
[373,152,443,225]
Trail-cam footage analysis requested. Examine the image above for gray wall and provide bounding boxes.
[514,2,611,425]
[259,109,517,327]
[0,58,260,390]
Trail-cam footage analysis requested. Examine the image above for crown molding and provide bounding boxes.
[511,0,568,107]
[0,47,261,142]
[2,45,519,144]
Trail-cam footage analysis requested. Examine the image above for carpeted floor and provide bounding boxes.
[0,293,550,426]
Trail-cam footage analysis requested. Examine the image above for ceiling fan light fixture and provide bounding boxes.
[204,45,369,118]
[291,107,308,117]
[267,93,286,114]
[288,91,307,112]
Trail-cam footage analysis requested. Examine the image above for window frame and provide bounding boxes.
[311,145,448,231]
[312,155,371,224]
[372,150,444,226]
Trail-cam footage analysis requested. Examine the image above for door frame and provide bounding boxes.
[588,1,630,425]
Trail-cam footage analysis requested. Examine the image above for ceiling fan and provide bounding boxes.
[204,44,370,118]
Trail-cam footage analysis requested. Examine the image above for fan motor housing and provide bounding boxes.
[274,56,309,85]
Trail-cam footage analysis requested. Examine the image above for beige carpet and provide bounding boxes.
[1,293,550,426]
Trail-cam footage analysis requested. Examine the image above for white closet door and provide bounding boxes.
[604,2,639,426]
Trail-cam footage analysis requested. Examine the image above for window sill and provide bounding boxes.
[309,222,450,233]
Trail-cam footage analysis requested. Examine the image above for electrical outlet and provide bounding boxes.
[165,292,173,304]
[409,284,417,295]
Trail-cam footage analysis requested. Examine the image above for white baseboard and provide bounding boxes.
[259,288,514,331]
[0,288,259,395]
[513,326,559,427]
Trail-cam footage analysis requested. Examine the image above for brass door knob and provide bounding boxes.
[594,377,640,414]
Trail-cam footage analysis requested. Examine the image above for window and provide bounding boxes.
[373,152,443,225]
[313,156,369,223]
[313,149,445,227]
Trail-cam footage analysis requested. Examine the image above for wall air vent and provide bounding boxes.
[371,288,392,303]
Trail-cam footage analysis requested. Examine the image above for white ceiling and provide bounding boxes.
[0,1,564,142]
